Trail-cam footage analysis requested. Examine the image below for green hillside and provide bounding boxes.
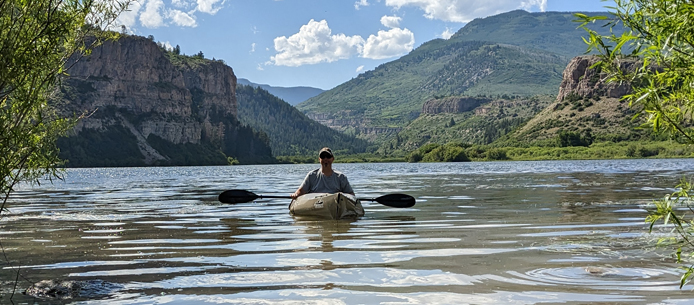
[236,84,371,156]
[297,10,616,145]
[450,10,611,57]
[298,41,566,131]
[379,95,554,155]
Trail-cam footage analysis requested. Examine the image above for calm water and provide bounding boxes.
[2,159,694,304]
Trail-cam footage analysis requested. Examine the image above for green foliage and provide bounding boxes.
[236,84,370,156]
[485,148,508,160]
[383,96,551,154]
[407,143,470,163]
[576,1,694,287]
[0,0,130,211]
[557,129,593,147]
[227,156,240,165]
[645,178,694,288]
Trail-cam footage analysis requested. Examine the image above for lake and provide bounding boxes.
[2,159,694,304]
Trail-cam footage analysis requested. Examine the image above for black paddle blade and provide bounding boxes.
[219,189,259,204]
[373,193,416,208]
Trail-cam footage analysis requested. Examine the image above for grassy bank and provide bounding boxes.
[276,141,694,164]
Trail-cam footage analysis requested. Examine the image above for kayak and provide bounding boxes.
[289,192,364,219]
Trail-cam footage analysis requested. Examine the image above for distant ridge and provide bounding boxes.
[298,10,616,145]
[237,78,325,106]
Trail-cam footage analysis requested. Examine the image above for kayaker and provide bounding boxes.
[290,147,354,199]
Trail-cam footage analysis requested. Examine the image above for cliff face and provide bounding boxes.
[421,97,491,114]
[556,55,636,101]
[57,35,273,166]
[512,55,644,143]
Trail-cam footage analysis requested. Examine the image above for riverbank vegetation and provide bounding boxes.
[1,0,131,210]
[276,140,693,164]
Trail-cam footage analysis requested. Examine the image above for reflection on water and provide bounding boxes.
[2,159,694,304]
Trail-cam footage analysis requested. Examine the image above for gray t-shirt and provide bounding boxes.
[299,169,354,194]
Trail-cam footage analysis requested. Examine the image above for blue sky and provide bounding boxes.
[116,0,612,90]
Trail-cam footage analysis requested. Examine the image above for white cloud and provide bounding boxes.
[270,19,365,66]
[112,1,142,32]
[140,0,165,28]
[196,0,224,15]
[441,27,454,39]
[380,15,401,28]
[161,41,174,51]
[521,0,547,11]
[250,43,256,53]
[355,0,369,10]
[362,27,414,59]
[385,0,547,23]
[356,65,365,72]
[171,0,194,9]
[257,63,265,71]
[169,9,197,27]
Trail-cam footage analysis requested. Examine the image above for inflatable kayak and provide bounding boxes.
[289,192,364,219]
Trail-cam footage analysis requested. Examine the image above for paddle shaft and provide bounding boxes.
[218,189,415,208]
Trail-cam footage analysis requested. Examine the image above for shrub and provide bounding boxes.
[485,148,508,160]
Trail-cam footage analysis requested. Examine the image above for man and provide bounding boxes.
[290,147,354,199]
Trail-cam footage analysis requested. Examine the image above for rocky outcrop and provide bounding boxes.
[421,97,492,114]
[556,55,637,101]
[57,35,273,166]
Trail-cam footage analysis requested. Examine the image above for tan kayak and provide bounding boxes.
[289,192,365,219]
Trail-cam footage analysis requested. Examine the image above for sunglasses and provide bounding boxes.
[319,153,333,159]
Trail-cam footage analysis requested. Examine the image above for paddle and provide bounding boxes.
[218,189,416,208]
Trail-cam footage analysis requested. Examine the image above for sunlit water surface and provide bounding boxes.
[2,159,694,304]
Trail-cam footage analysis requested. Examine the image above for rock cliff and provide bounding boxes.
[556,55,636,101]
[57,35,273,166]
[512,55,645,143]
[421,97,492,114]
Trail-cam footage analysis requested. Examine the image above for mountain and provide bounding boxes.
[55,35,275,167]
[297,10,614,144]
[237,78,325,106]
[503,55,649,145]
[236,84,370,156]
[383,55,651,155]
[450,10,611,58]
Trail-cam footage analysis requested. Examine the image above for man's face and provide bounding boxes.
[320,154,334,166]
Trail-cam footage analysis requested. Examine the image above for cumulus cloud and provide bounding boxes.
[270,19,365,66]
[171,0,193,9]
[112,1,142,32]
[270,18,416,66]
[196,0,225,14]
[441,27,454,39]
[380,15,401,28]
[117,0,224,30]
[385,0,547,23]
[161,41,174,51]
[362,27,414,59]
[356,65,365,72]
[521,0,547,11]
[169,9,197,27]
[355,0,369,10]
[140,0,165,28]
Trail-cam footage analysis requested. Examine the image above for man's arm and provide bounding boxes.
[290,187,306,199]
[291,171,312,199]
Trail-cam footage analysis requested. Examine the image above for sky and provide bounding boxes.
[114,0,612,90]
